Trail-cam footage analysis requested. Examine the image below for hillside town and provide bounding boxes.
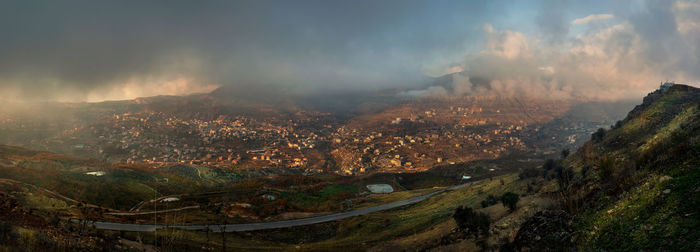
[0,100,613,175]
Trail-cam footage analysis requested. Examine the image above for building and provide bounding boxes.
[660,82,675,92]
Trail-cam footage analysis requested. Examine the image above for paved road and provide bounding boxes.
[80,182,471,233]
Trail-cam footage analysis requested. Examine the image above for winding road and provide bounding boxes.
[79,182,472,233]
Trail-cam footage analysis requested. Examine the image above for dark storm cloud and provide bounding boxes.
[629,0,700,80]
[0,0,496,101]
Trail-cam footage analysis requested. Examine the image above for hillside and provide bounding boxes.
[0,85,695,251]
[0,142,538,250]
[511,84,700,251]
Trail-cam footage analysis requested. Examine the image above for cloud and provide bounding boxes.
[407,0,700,101]
[444,66,464,75]
[84,77,218,103]
[536,0,571,43]
[0,0,698,103]
[0,0,498,102]
[572,14,614,25]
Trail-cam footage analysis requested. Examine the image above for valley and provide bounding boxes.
[2,1,699,250]
[0,89,633,176]
[1,83,697,251]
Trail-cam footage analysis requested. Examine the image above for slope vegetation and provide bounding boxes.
[515,84,700,251]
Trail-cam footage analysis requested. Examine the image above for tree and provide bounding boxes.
[598,156,616,181]
[0,221,13,245]
[518,167,541,180]
[560,148,570,159]
[453,206,490,238]
[556,166,574,190]
[500,192,520,211]
[543,159,564,180]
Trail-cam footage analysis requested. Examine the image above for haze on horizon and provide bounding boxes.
[1,0,698,103]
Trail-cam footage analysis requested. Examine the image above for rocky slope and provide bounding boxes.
[513,84,700,251]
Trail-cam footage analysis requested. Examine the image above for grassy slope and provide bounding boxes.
[564,85,700,250]
[575,163,699,250]
[1,144,527,228]
[126,174,527,251]
[0,145,209,210]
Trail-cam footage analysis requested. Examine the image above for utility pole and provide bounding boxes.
[153,179,158,249]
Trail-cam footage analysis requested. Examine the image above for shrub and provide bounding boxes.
[480,195,499,208]
[36,231,57,250]
[453,206,491,238]
[592,128,606,142]
[18,229,36,251]
[598,156,616,181]
[519,167,541,180]
[582,142,596,162]
[543,159,558,171]
[581,164,593,177]
[500,192,520,211]
[613,120,623,129]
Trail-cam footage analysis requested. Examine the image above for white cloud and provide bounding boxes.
[483,24,533,60]
[444,66,464,75]
[410,0,700,101]
[85,77,219,102]
[572,14,614,25]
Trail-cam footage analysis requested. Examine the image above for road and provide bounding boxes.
[79,182,472,233]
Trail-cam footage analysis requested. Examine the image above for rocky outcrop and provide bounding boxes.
[512,210,576,251]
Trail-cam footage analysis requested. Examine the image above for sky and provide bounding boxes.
[0,0,698,102]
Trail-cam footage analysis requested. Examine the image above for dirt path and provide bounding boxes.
[0,178,118,211]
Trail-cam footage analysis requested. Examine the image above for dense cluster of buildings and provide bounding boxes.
[1,101,613,175]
